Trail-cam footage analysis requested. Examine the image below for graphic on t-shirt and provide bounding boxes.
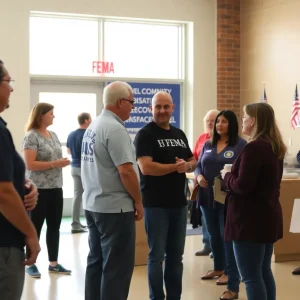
[157,139,187,148]
[81,129,95,163]
[224,150,234,158]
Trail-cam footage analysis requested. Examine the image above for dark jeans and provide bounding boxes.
[233,241,275,300]
[85,210,135,300]
[144,206,187,300]
[201,216,211,251]
[31,188,63,262]
[200,205,225,272]
[0,247,25,300]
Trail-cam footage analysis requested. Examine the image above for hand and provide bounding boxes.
[54,158,70,168]
[24,235,41,265]
[197,174,208,188]
[175,157,188,173]
[220,168,230,179]
[134,202,144,221]
[24,179,38,211]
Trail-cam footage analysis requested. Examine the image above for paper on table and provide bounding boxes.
[213,175,226,204]
[290,199,300,233]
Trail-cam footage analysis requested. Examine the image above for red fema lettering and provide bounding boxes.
[92,61,115,74]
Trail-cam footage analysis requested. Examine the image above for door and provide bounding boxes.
[31,81,104,216]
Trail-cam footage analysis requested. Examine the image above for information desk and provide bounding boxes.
[273,179,300,262]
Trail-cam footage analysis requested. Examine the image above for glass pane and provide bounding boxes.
[30,17,99,76]
[104,21,180,79]
[39,92,96,142]
[39,92,97,198]
[62,146,73,199]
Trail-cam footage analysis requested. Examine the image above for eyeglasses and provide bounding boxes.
[1,79,14,89]
[120,98,135,105]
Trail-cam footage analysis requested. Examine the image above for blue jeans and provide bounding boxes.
[233,241,275,300]
[85,210,135,300]
[145,206,188,300]
[201,216,211,251]
[225,241,240,293]
[200,205,225,272]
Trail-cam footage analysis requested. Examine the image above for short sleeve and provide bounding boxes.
[134,129,154,158]
[181,131,193,159]
[0,128,14,182]
[107,128,135,167]
[22,131,38,151]
[66,133,71,148]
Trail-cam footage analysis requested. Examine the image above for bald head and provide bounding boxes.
[151,92,174,129]
[151,91,173,107]
[103,81,133,106]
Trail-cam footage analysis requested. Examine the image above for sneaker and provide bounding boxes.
[48,264,71,274]
[26,264,41,278]
[71,228,88,234]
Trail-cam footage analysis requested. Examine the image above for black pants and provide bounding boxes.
[31,188,63,262]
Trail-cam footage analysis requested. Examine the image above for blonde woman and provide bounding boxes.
[221,103,286,300]
[22,103,71,278]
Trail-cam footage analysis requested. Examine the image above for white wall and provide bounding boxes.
[0,0,217,151]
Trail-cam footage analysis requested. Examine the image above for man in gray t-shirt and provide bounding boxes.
[81,81,143,300]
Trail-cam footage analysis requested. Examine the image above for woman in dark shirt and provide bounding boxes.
[195,110,246,299]
[221,103,286,300]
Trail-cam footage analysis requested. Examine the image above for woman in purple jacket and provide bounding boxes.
[221,103,286,300]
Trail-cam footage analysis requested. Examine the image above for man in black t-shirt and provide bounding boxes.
[134,91,197,300]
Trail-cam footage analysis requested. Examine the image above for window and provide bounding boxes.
[30,15,183,79]
[30,17,99,76]
[104,21,181,79]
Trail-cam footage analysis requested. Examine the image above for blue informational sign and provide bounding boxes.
[125,82,181,138]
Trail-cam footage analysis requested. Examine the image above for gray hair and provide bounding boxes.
[103,81,133,106]
[203,109,219,132]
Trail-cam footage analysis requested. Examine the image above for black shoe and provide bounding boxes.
[71,228,88,234]
[292,267,300,275]
[195,248,211,256]
[209,252,214,258]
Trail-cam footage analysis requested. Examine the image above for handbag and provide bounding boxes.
[191,183,200,201]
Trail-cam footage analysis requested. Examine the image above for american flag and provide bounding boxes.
[291,84,300,129]
[261,87,267,103]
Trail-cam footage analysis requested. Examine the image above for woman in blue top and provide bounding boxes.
[195,110,247,300]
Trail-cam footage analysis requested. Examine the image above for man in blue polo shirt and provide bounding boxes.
[67,112,92,233]
[0,60,40,299]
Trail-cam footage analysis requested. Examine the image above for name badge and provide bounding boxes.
[205,150,212,153]
[224,150,234,158]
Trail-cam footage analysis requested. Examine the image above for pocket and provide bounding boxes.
[1,247,25,269]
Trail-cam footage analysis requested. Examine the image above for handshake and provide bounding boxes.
[175,157,190,173]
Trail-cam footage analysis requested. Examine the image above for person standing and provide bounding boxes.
[23,103,71,278]
[81,81,143,300]
[0,59,40,299]
[195,110,246,300]
[67,112,92,233]
[134,92,197,300]
[193,109,219,257]
[221,103,286,300]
